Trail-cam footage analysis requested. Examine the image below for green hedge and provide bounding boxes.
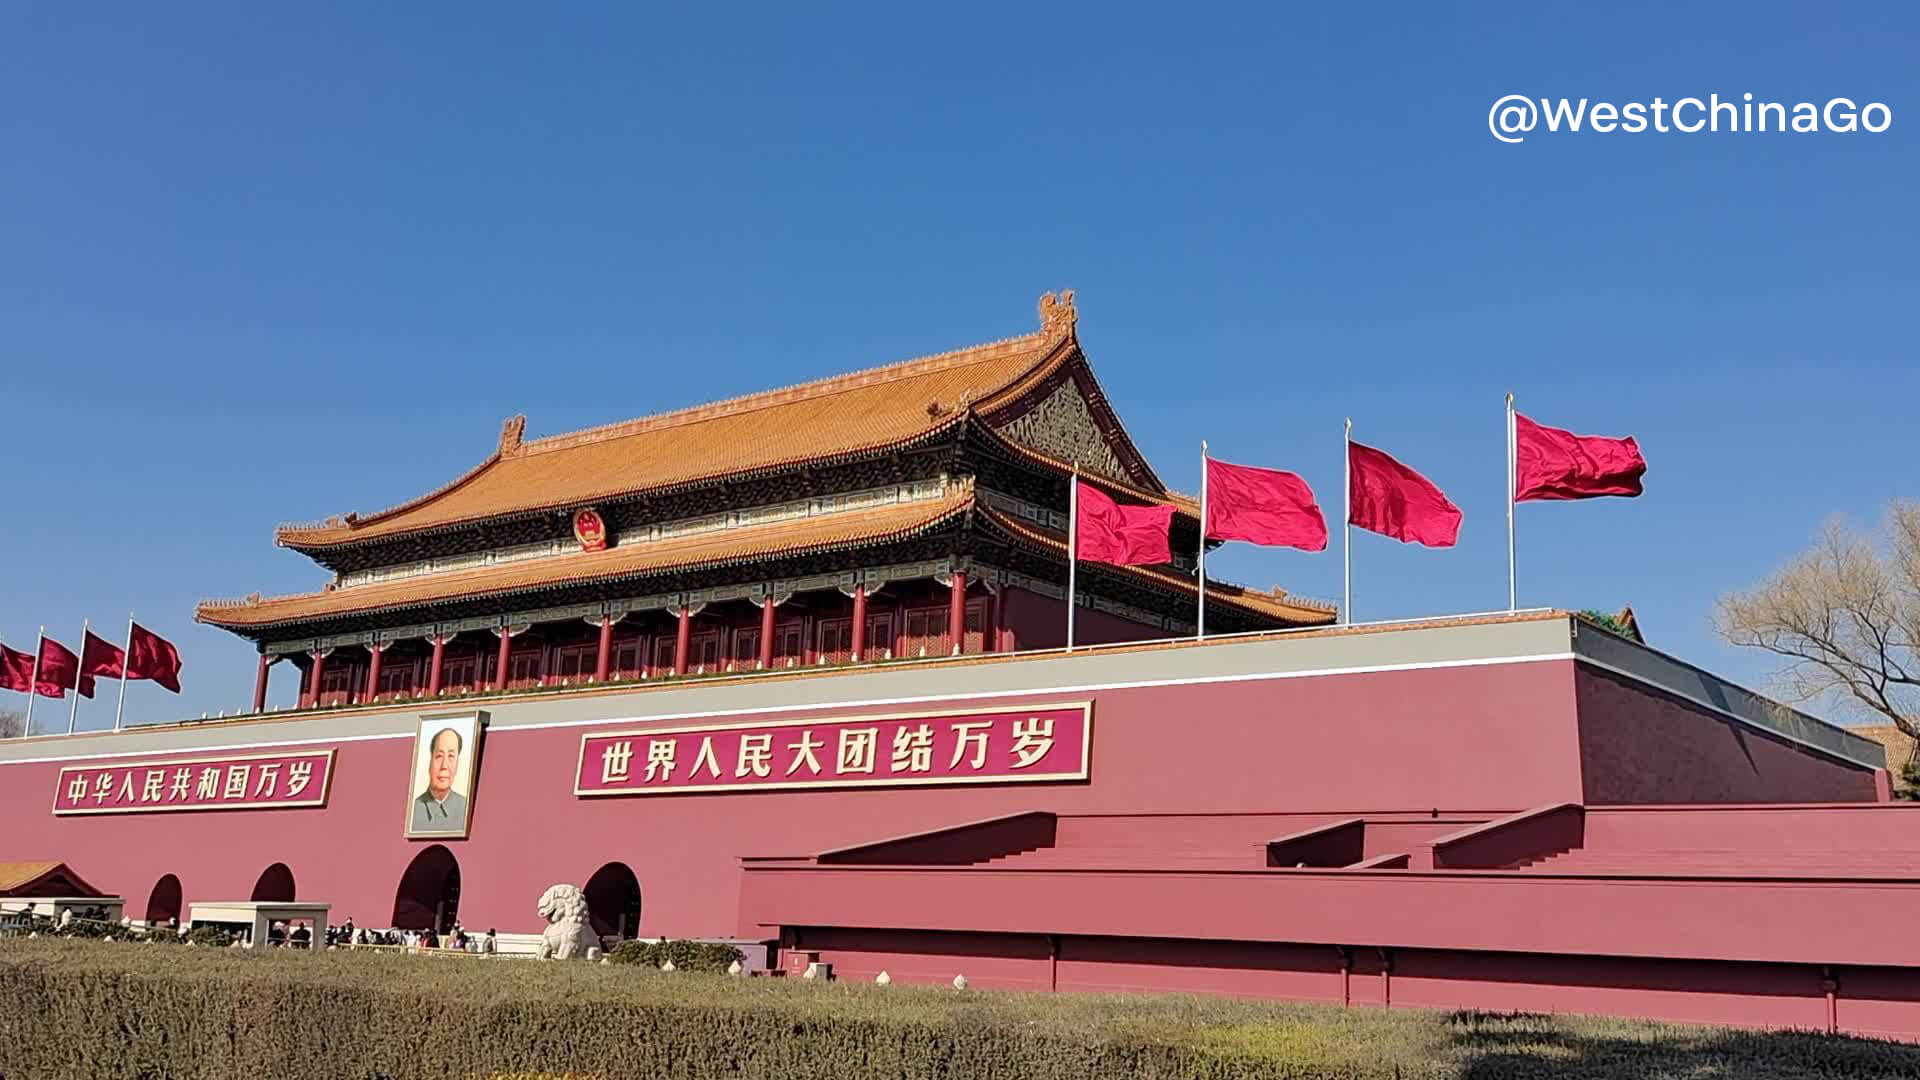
[3,938,1918,1079]
[606,938,744,972]
[6,915,225,946]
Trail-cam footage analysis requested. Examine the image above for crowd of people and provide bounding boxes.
[6,907,507,956]
[310,917,499,954]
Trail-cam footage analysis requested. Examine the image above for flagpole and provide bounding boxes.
[1197,440,1208,640]
[24,627,43,736]
[114,613,134,732]
[68,618,88,734]
[1342,418,1352,625]
[1506,393,1517,613]
[1066,464,1079,651]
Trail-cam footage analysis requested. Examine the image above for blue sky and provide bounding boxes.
[3,3,1915,729]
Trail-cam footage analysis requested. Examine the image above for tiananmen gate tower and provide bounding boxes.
[195,290,1330,706]
[7,291,1920,1041]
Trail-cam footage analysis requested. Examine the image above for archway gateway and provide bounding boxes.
[584,861,642,940]
[250,862,295,903]
[391,845,461,933]
[144,874,183,926]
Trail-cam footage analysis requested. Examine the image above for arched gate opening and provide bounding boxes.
[584,861,642,940]
[144,874,183,926]
[251,862,296,902]
[392,845,461,933]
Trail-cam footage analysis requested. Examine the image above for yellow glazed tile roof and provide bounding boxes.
[205,489,976,628]
[278,326,1067,549]
[0,861,102,897]
[0,862,63,893]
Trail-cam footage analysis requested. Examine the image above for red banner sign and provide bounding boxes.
[52,750,336,815]
[575,703,1091,796]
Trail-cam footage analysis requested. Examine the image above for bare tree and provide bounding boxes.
[0,708,23,739]
[1716,502,1920,739]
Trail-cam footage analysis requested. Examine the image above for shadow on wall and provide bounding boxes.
[1447,1011,1920,1079]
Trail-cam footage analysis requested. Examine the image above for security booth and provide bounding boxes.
[188,901,331,948]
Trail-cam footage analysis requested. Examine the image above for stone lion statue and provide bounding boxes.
[535,883,599,960]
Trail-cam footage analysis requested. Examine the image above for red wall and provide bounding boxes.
[996,587,1163,650]
[0,659,1582,940]
[1579,803,1920,853]
[1,656,1883,950]
[787,927,1919,1039]
[8,646,1906,1038]
[1574,666,1877,804]
[779,922,1920,1037]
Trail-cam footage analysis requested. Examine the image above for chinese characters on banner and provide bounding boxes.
[575,704,1091,796]
[52,750,335,815]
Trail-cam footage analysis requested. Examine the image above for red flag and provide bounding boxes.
[1204,458,1328,551]
[123,623,183,693]
[35,638,95,699]
[1074,479,1174,565]
[1348,441,1462,547]
[81,630,126,678]
[0,644,35,694]
[1514,412,1647,501]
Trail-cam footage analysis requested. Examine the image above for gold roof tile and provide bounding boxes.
[207,489,976,629]
[278,328,1063,549]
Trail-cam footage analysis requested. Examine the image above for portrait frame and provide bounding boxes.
[403,710,486,840]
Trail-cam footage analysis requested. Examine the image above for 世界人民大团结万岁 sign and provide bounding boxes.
[574,703,1090,796]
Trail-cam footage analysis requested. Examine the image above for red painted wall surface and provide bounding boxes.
[786,928,1920,1039]
[742,858,1920,969]
[0,660,1582,940]
[1574,666,1877,804]
[996,587,1164,650]
[1580,803,1920,850]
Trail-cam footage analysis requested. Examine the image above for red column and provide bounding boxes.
[948,570,968,655]
[595,617,612,682]
[364,645,383,702]
[252,654,270,713]
[307,651,326,708]
[494,628,512,691]
[673,606,692,676]
[427,636,446,696]
[849,585,868,662]
[758,597,776,669]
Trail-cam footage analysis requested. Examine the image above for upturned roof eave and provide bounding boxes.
[272,409,988,555]
[203,494,981,640]
[270,305,1108,556]
[970,340,1165,494]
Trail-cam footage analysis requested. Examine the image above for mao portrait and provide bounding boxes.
[405,713,483,839]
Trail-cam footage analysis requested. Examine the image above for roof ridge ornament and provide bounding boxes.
[1038,289,1077,339]
[500,414,527,456]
